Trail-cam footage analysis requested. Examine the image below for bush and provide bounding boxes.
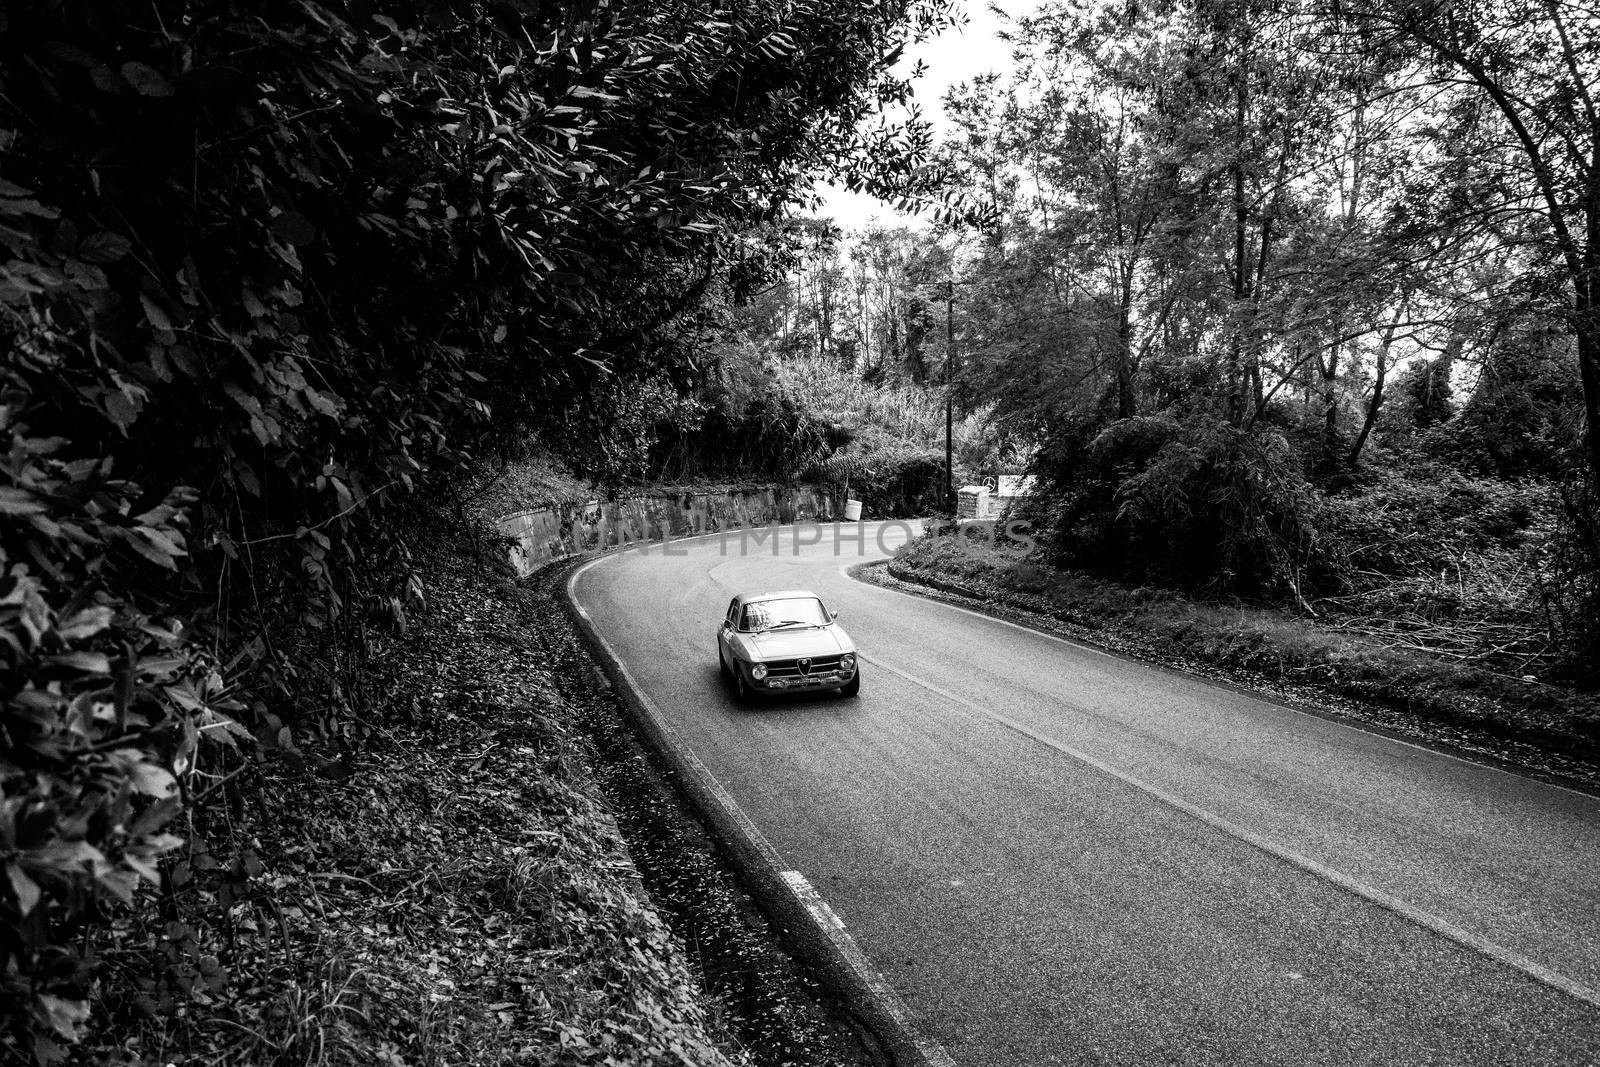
[688,348,843,481]
[689,352,979,514]
[1435,346,1583,479]
[841,446,948,516]
[1032,415,1321,598]
[1317,462,1553,584]
[1541,484,1600,686]
[1387,357,1457,432]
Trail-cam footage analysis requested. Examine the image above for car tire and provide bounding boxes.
[718,645,730,679]
[839,671,860,697]
[733,669,753,705]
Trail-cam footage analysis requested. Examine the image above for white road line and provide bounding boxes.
[780,870,956,1067]
[842,560,1113,658]
[850,562,1600,803]
[861,651,1600,1013]
[781,871,849,932]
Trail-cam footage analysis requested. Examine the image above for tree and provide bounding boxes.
[0,0,958,1055]
[1329,0,1600,485]
[947,0,1377,436]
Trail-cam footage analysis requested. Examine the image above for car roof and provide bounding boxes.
[734,589,821,605]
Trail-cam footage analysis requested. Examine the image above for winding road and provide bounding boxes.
[570,521,1600,1066]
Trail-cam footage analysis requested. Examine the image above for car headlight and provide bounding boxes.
[751,663,768,680]
[839,654,855,671]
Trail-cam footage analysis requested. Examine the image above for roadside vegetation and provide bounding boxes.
[931,0,1600,690]
[69,524,870,1066]
[72,528,753,1067]
[7,0,1600,1062]
[621,0,1600,768]
[0,2,958,1060]
[879,532,1600,782]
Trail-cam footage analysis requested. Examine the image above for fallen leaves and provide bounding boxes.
[77,534,749,1066]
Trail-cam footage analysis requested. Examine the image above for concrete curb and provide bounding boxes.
[560,536,956,1067]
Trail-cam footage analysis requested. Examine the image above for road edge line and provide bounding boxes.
[846,560,1600,802]
[564,553,958,1067]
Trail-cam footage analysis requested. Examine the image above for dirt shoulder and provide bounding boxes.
[865,536,1600,794]
[75,525,875,1067]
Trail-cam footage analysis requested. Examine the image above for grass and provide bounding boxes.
[883,534,1600,780]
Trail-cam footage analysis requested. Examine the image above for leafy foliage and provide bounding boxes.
[918,0,1600,668]
[1031,415,1321,597]
[0,0,951,1057]
[689,348,1012,515]
[1442,343,1583,478]
[1390,358,1456,431]
[75,531,766,1066]
[1315,464,1570,670]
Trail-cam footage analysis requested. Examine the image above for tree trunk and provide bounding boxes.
[1580,216,1600,485]
[1348,356,1385,466]
[1229,90,1249,425]
[1320,322,1341,447]
[887,288,900,373]
[1577,315,1600,485]
[1116,266,1137,418]
[1349,302,1406,466]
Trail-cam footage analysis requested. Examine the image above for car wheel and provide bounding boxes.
[733,669,753,705]
[718,644,730,679]
[839,671,860,697]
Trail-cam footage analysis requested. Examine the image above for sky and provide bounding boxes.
[811,2,1028,230]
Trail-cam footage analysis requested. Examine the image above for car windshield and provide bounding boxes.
[740,597,829,632]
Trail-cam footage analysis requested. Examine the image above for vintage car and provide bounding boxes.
[717,589,860,702]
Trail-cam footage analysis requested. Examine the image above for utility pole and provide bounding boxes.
[945,276,955,517]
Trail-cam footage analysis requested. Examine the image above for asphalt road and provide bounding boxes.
[570,522,1600,1066]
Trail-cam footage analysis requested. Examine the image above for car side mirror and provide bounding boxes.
[721,619,732,630]
[829,608,839,620]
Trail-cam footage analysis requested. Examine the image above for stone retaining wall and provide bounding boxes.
[497,486,835,576]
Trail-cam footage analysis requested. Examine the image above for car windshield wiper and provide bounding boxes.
[759,619,814,632]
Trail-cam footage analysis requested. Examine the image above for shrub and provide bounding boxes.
[1317,462,1554,584]
[1437,346,1583,479]
[1540,484,1600,686]
[692,352,978,514]
[1388,356,1457,432]
[1032,415,1321,598]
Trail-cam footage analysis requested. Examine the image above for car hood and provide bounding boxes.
[742,625,851,660]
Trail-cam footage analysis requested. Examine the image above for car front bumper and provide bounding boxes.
[763,670,850,689]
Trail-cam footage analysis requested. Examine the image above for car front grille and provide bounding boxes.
[764,654,845,679]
